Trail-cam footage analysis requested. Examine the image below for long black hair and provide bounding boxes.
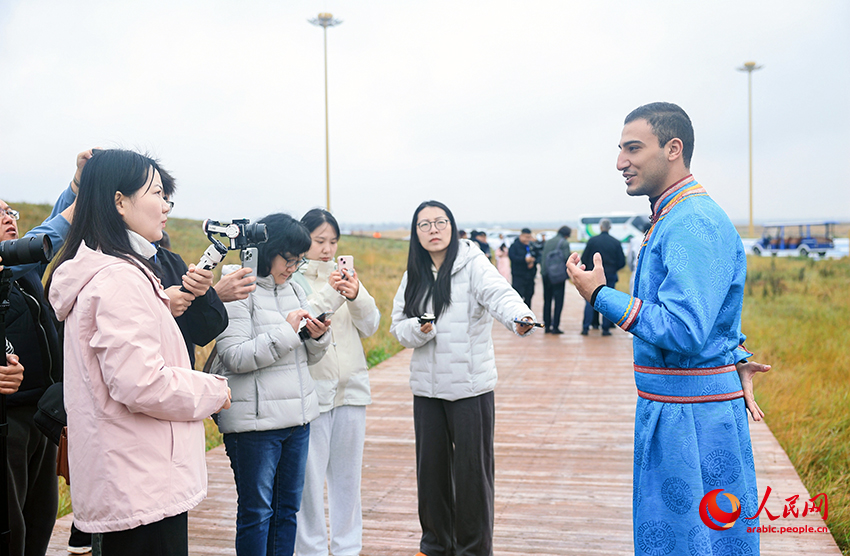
[46,149,161,296]
[254,213,312,278]
[402,200,459,319]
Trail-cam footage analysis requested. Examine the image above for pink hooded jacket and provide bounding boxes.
[48,241,230,533]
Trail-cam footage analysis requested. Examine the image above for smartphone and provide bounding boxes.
[298,312,334,340]
[513,318,544,328]
[337,255,354,279]
[241,247,258,275]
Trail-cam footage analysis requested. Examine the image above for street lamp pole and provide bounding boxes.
[737,61,763,238]
[309,13,342,211]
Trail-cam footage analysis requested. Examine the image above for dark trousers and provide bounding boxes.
[92,512,188,556]
[224,424,311,556]
[511,275,534,308]
[542,276,565,331]
[583,274,618,331]
[414,392,495,556]
[7,404,58,556]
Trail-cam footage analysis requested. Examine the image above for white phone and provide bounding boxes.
[337,255,354,279]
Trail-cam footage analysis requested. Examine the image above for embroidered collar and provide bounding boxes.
[640,175,707,249]
[650,175,703,222]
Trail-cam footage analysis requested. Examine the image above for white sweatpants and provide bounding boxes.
[296,405,366,556]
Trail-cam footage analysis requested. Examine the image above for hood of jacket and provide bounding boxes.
[449,239,481,275]
[50,241,159,322]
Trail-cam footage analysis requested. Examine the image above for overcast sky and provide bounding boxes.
[1,0,848,230]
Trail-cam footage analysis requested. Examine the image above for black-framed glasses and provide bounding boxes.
[285,257,308,270]
[417,218,449,232]
[165,200,174,214]
[1,208,20,221]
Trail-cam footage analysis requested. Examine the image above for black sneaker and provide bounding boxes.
[602,329,612,336]
[68,522,92,554]
[580,328,589,336]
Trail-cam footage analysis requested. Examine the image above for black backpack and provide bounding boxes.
[544,238,568,284]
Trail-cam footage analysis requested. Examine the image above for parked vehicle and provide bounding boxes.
[577,213,650,243]
[752,221,836,257]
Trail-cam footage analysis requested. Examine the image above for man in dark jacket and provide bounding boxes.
[508,228,537,307]
[2,179,75,555]
[580,219,625,336]
[540,226,572,334]
[153,169,256,367]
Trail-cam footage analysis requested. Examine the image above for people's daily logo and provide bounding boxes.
[699,489,741,530]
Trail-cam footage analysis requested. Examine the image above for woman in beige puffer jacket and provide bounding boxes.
[292,209,381,556]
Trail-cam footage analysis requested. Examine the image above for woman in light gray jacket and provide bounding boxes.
[212,213,331,556]
[390,200,536,556]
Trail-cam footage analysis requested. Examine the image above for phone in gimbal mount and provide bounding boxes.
[180,219,269,292]
[0,234,54,556]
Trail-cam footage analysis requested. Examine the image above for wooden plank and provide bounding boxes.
[46,281,841,555]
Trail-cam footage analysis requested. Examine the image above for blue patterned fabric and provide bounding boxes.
[595,176,760,555]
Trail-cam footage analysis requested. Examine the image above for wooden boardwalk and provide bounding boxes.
[48,283,841,555]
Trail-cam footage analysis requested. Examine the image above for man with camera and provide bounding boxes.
[0,151,81,555]
[153,171,257,369]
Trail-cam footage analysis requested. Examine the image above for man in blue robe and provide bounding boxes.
[567,102,770,555]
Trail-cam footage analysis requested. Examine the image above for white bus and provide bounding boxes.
[577,213,650,243]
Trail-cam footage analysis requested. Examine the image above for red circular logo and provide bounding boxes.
[699,488,741,530]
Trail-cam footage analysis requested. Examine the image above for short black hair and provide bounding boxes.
[255,213,312,278]
[558,226,571,238]
[521,228,532,235]
[625,102,694,168]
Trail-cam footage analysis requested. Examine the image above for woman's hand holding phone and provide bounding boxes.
[303,314,331,339]
[330,268,360,300]
[515,316,534,335]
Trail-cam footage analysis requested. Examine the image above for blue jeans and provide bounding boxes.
[224,424,311,556]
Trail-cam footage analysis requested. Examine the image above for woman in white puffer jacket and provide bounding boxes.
[390,200,536,556]
[292,208,381,556]
[211,213,331,556]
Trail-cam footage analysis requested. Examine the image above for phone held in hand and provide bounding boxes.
[513,318,544,328]
[241,247,259,275]
[298,312,334,340]
[418,313,436,325]
[337,255,354,279]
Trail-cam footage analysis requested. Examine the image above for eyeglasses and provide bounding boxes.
[417,218,449,232]
[1,208,20,220]
[165,200,174,214]
[284,257,308,270]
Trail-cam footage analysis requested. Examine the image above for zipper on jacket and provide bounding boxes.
[295,355,308,424]
[254,373,260,417]
[16,282,53,380]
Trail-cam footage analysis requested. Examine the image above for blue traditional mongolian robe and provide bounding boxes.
[594,175,760,555]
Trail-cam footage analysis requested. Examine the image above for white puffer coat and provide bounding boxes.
[291,260,381,412]
[211,274,330,433]
[391,239,535,401]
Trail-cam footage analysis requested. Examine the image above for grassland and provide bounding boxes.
[742,256,850,553]
[11,202,849,551]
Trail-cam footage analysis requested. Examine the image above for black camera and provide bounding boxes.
[0,234,54,267]
[203,219,268,251]
[192,219,269,272]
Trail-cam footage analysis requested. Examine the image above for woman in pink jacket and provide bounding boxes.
[47,149,232,556]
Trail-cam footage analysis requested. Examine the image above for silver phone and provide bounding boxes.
[241,247,259,275]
